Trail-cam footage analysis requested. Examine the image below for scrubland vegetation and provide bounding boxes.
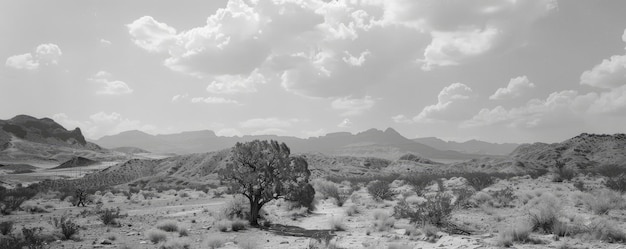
[2,141,626,248]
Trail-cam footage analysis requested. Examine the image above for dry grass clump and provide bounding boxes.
[50,215,80,240]
[583,218,626,243]
[157,220,179,232]
[231,219,247,232]
[159,238,190,249]
[329,216,346,231]
[204,235,226,249]
[313,179,352,207]
[393,192,452,227]
[216,219,231,232]
[178,227,189,237]
[220,195,249,220]
[345,204,359,216]
[0,220,14,235]
[497,222,533,247]
[370,210,395,232]
[367,180,395,201]
[528,193,566,235]
[578,189,625,215]
[146,229,168,244]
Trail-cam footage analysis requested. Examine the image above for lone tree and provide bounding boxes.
[219,140,313,226]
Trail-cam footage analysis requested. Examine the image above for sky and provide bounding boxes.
[1,0,626,143]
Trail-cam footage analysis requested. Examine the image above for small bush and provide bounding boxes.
[21,227,47,249]
[490,187,515,207]
[216,220,230,232]
[50,216,79,240]
[529,194,561,234]
[605,176,626,193]
[160,238,190,249]
[220,195,249,220]
[371,211,395,232]
[552,161,576,182]
[573,180,586,192]
[146,229,168,244]
[231,220,246,232]
[394,192,453,227]
[178,227,189,237]
[497,222,532,247]
[204,235,225,249]
[345,204,359,216]
[286,183,316,212]
[329,216,346,231]
[314,180,351,207]
[99,207,124,226]
[157,220,179,232]
[0,221,13,235]
[587,218,626,243]
[581,189,625,215]
[462,172,495,191]
[367,181,395,201]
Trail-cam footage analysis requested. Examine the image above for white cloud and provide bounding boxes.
[422,27,499,70]
[414,83,476,122]
[331,96,376,116]
[216,128,243,137]
[337,118,352,128]
[127,16,176,53]
[391,114,412,124]
[489,76,536,100]
[239,117,299,129]
[206,69,267,94]
[190,97,239,104]
[580,55,626,89]
[171,93,189,102]
[5,43,62,70]
[89,71,133,95]
[100,39,112,47]
[342,50,371,67]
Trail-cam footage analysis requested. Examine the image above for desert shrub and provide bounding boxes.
[453,188,475,208]
[146,229,168,244]
[157,220,179,232]
[204,235,225,249]
[367,180,395,201]
[552,161,576,182]
[231,220,246,232]
[160,238,190,249]
[371,210,395,232]
[593,164,626,178]
[490,187,516,207]
[345,204,359,216]
[314,180,351,206]
[394,192,453,227]
[0,235,24,249]
[286,183,316,211]
[581,190,625,215]
[0,221,14,235]
[472,191,492,206]
[178,227,189,237]
[462,172,495,191]
[497,222,533,247]
[0,196,27,215]
[50,216,79,240]
[403,174,440,194]
[529,193,561,234]
[586,218,626,243]
[21,227,47,249]
[573,180,586,192]
[329,216,346,231]
[605,176,626,193]
[99,207,124,226]
[216,220,231,232]
[220,195,249,220]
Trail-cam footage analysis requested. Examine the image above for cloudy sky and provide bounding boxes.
[2,0,626,143]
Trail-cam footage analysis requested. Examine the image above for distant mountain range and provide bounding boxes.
[95,128,490,160]
[413,137,520,156]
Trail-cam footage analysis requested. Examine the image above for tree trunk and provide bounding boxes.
[249,200,260,227]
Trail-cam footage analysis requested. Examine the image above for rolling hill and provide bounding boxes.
[413,137,520,156]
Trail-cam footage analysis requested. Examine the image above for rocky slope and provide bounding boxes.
[0,115,124,163]
[413,137,520,156]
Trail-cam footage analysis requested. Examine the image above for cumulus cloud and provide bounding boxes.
[171,93,189,102]
[89,71,133,95]
[5,43,62,70]
[206,69,267,94]
[414,83,476,122]
[190,96,239,104]
[580,54,626,89]
[216,128,243,137]
[53,112,156,139]
[331,96,376,116]
[127,16,176,53]
[239,117,299,129]
[337,118,352,128]
[100,39,112,47]
[489,76,536,100]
